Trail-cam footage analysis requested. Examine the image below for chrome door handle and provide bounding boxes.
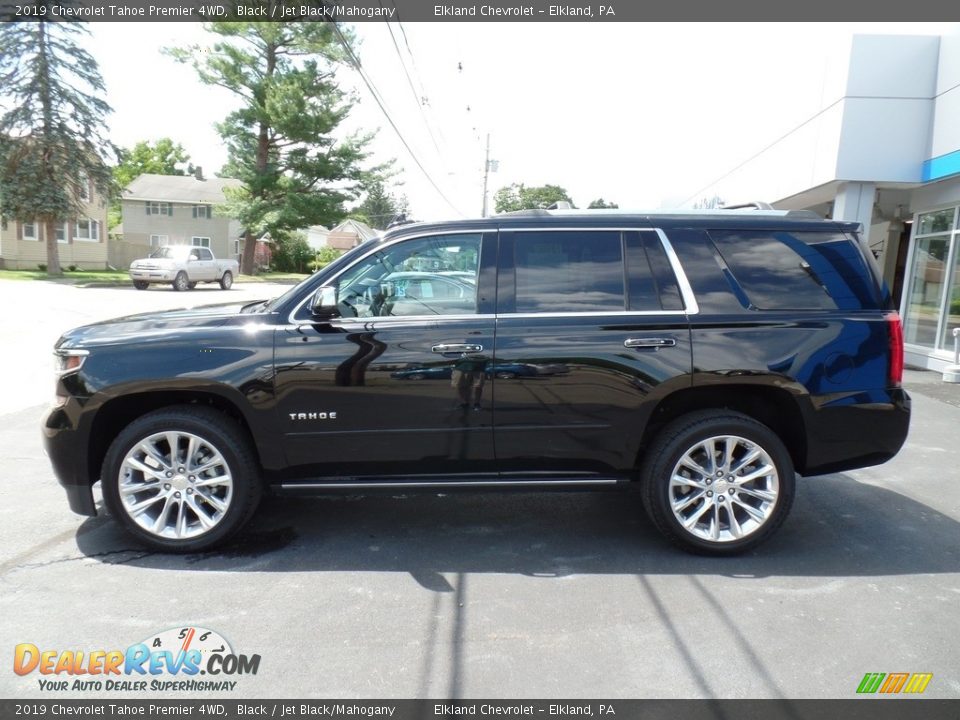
[432,343,483,354]
[624,337,676,349]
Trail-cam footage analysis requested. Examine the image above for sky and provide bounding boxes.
[86,21,953,224]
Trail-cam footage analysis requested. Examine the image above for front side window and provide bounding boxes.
[198,248,214,261]
[334,234,481,317]
[513,230,625,313]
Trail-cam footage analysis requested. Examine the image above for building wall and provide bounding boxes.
[121,200,234,259]
[0,192,109,270]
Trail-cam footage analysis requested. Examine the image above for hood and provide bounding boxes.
[55,301,263,349]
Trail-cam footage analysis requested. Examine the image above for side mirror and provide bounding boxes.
[189,254,198,262]
[310,286,340,320]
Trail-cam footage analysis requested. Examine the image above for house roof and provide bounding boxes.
[330,218,378,241]
[123,174,243,204]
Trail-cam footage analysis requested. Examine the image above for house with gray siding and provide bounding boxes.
[117,171,243,266]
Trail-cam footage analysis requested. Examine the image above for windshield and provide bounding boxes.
[149,246,190,259]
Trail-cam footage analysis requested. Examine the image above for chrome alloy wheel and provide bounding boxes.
[668,434,779,543]
[117,431,234,540]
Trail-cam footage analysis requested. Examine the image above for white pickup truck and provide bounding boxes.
[129,245,239,292]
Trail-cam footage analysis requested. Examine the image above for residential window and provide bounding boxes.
[150,234,168,247]
[191,236,211,248]
[146,202,172,216]
[192,205,211,219]
[233,239,240,256]
[22,221,38,241]
[56,222,70,244]
[78,171,90,202]
[75,218,100,242]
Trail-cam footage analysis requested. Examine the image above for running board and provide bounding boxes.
[279,477,622,491]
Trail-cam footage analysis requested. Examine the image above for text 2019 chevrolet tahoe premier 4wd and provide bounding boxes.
[44,209,911,555]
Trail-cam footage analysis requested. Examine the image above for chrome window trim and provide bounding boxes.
[287,225,700,324]
[654,228,700,315]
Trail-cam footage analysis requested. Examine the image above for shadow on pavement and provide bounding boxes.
[74,473,959,583]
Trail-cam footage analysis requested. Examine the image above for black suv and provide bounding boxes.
[44,209,910,555]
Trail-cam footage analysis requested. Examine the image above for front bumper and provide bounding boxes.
[129,269,175,282]
[43,401,97,516]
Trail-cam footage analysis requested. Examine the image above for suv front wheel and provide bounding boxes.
[101,406,262,553]
[641,411,795,555]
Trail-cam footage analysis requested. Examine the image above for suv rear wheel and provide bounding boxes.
[641,411,795,555]
[101,406,262,553]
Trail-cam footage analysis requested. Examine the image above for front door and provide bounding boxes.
[493,228,693,476]
[273,231,498,480]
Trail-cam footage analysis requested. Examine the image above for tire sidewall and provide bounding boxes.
[644,414,795,555]
[101,409,259,552]
[173,272,188,292]
[220,271,233,290]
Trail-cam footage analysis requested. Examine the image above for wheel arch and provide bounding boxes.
[87,389,271,492]
[638,382,809,474]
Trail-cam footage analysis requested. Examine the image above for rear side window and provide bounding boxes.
[624,231,684,311]
[709,230,882,310]
[513,231,624,313]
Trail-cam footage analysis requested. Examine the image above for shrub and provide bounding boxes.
[67,265,78,272]
[37,264,47,272]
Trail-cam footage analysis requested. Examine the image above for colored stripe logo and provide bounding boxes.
[857,672,933,694]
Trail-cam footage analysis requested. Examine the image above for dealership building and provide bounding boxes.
[701,27,960,372]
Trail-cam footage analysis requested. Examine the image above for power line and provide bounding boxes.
[328,22,465,217]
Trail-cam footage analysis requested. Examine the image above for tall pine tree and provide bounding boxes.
[0,19,115,275]
[169,23,387,275]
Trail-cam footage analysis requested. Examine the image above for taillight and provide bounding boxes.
[886,312,904,386]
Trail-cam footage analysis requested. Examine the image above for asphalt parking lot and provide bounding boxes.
[1,278,959,700]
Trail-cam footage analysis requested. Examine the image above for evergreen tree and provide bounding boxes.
[0,19,115,275]
[169,23,386,275]
[350,179,408,229]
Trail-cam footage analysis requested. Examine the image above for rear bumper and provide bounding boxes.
[802,387,911,475]
[43,402,97,516]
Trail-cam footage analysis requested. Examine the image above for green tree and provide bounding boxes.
[349,179,408,229]
[588,198,619,209]
[493,183,574,213]
[114,138,191,190]
[0,19,115,276]
[168,23,385,275]
[270,231,313,273]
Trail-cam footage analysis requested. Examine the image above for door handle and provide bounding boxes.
[432,343,483,354]
[624,337,677,349]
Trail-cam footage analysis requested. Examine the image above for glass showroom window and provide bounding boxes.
[902,206,960,352]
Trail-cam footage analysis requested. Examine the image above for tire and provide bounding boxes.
[133,281,149,290]
[187,282,198,290]
[101,406,262,553]
[640,410,795,556]
[172,272,190,292]
[219,271,233,290]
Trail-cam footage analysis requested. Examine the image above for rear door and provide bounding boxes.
[492,227,693,476]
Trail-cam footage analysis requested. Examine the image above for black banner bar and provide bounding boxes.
[1,0,958,22]
[2,700,960,720]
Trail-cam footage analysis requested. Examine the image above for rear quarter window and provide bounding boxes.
[708,230,882,311]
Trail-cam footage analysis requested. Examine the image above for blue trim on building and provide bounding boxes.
[923,149,960,182]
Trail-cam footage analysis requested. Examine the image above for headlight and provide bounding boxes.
[54,348,89,375]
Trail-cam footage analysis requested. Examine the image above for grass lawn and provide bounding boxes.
[0,269,309,285]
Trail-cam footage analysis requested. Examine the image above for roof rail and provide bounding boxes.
[720,201,774,211]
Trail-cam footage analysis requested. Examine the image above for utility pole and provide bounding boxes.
[481,133,491,217]
[480,134,498,217]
